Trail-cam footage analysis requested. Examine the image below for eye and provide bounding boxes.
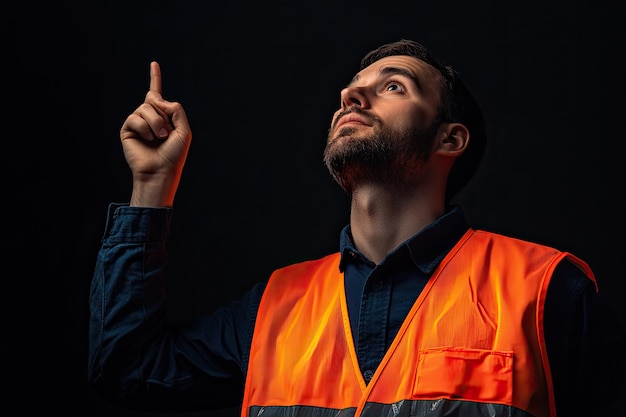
[384,80,405,93]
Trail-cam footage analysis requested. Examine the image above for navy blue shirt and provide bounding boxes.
[88,204,626,415]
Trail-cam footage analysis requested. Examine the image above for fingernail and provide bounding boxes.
[159,128,168,137]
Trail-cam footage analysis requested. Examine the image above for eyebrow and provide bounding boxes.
[349,66,422,90]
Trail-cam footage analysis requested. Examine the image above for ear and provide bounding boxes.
[433,123,470,157]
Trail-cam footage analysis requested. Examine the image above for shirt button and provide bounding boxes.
[363,369,374,382]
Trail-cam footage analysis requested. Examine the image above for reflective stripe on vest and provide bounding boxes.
[242,229,596,417]
[249,400,536,417]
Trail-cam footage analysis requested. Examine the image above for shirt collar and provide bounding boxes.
[339,205,470,273]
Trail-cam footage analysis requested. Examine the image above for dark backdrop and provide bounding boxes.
[4,1,625,415]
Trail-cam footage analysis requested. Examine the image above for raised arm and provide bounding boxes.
[88,62,253,411]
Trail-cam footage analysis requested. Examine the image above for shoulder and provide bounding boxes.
[466,229,564,262]
[272,253,342,275]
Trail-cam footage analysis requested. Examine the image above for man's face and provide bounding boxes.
[324,55,444,193]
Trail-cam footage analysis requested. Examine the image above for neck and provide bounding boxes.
[348,183,445,264]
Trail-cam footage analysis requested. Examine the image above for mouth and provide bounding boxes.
[334,112,372,131]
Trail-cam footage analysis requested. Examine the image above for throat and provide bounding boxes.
[348,185,443,264]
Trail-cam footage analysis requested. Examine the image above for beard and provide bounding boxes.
[323,113,438,194]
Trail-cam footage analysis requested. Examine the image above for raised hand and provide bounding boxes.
[120,61,192,207]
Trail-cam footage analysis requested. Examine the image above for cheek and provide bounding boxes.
[382,106,424,132]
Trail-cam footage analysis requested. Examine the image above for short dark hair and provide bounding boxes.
[360,39,487,203]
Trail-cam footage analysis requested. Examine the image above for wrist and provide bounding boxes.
[130,176,178,208]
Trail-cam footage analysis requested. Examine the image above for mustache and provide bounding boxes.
[332,106,376,131]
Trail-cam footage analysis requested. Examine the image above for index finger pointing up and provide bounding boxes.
[149,61,162,94]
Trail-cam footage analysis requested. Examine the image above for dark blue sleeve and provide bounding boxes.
[545,259,626,416]
[88,203,264,412]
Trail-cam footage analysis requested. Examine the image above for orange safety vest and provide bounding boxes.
[242,229,596,417]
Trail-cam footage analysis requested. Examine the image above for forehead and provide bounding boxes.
[352,55,443,97]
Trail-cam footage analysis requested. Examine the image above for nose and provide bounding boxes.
[340,85,369,109]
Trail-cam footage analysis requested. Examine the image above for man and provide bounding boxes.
[88,39,626,417]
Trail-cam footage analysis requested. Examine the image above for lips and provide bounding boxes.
[335,113,371,130]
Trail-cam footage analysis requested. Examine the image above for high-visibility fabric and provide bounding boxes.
[242,229,596,417]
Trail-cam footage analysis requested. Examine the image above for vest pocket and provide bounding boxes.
[414,347,514,403]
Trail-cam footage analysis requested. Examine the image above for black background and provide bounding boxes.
[4,1,626,415]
